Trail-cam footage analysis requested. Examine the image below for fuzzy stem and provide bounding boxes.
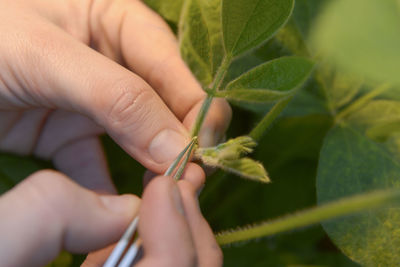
[211,55,232,92]
[191,55,232,137]
[216,189,400,245]
[191,95,214,137]
[249,96,293,142]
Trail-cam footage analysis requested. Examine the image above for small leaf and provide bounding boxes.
[196,136,256,162]
[217,158,270,182]
[179,0,224,86]
[195,136,269,182]
[222,0,294,56]
[216,57,314,103]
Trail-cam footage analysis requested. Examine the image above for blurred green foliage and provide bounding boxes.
[1,0,400,266]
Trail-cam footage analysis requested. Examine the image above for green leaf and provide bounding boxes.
[311,0,400,85]
[222,0,294,57]
[317,125,400,266]
[143,0,184,25]
[216,57,314,103]
[179,0,224,86]
[216,188,400,245]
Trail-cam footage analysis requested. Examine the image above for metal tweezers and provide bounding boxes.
[103,137,198,267]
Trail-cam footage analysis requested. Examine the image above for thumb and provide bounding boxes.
[0,170,139,267]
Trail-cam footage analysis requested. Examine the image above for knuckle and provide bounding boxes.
[146,54,178,90]
[23,170,72,220]
[104,78,155,129]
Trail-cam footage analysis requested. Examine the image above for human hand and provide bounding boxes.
[0,0,230,265]
[0,168,222,267]
[0,0,231,193]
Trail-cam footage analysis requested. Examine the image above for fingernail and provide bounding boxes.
[171,184,185,215]
[149,129,188,164]
[100,194,139,215]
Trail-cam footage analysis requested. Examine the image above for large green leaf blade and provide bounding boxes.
[317,125,400,266]
[217,56,313,103]
[222,0,294,57]
[179,0,224,86]
[311,0,400,85]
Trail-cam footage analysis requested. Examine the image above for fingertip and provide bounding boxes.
[176,181,223,267]
[139,176,195,263]
[99,194,140,217]
[181,163,206,191]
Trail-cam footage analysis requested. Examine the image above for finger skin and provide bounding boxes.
[143,163,205,192]
[0,170,139,267]
[53,136,116,194]
[137,176,197,267]
[178,180,223,267]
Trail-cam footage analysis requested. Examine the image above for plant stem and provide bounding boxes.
[335,83,390,122]
[211,55,232,92]
[174,56,232,180]
[216,188,400,245]
[191,55,232,137]
[249,96,293,142]
[191,95,214,137]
